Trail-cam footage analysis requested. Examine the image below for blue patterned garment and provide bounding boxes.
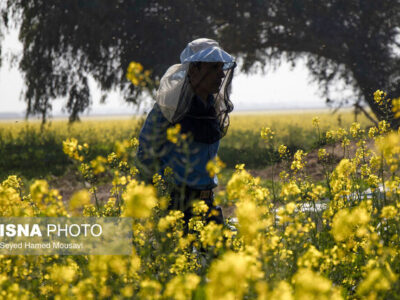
[137,97,220,190]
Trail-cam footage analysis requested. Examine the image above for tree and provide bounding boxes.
[204,0,400,126]
[2,0,216,122]
[2,0,400,125]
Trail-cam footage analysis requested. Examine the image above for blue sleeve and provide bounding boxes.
[136,104,171,181]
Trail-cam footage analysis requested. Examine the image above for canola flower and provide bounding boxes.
[291,149,307,173]
[374,89,387,105]
[166,123,182,144]
[392,97,400,118]
[206,155,226,178]
[122,180,157,218]
[260,127,275,141]
[312,117,321,128]
[126,61,148,87]
[278,144,289,158]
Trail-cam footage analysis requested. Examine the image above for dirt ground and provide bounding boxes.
[249,139,376,182]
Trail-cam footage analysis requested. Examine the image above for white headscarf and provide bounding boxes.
[156,38,235,123]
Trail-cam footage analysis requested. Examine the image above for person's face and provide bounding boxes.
[189,62,225,95]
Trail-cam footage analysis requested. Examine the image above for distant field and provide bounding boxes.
[0,109,373,179]
[230,107,371,131]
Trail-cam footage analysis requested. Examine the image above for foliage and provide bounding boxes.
[1,0,216,122]
[212,0,400,125]
[1,1,399,124]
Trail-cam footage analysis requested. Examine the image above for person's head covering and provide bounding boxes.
[156,38,236,140]
[180,38,235,70]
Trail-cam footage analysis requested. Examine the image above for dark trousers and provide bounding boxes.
[168,186,224,230]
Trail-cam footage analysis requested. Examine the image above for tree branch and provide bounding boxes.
[354,102,379,127]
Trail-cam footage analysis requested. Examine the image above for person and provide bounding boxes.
[136,38,236,229]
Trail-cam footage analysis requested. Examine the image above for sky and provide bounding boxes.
[0,28,341,118]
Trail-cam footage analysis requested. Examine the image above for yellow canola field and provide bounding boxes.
[229,108,371,133]
[0,117,141,144]
[0,112,399,299]
[0,108,372,140]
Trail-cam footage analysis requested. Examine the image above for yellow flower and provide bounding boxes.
[115,139,131,158]
[167,124,181,144]
[192,200,209,216]
[206,251,263,300]
[63,138,84,161]
[260,127,275,141]
[280,181,301,201]
[164,166,173,176]
[126,61,145,86]
[368,126,378,138]
[279,170,289,180]
[158,210,184,232]
[206,156,226,177]
[308,185,327,200]
[278,144,289,157]
[226,168,253,201]
[2,175,23,192]
[69,189,91,213]
[139,279,162,299]
[286,201,296,214]
[392,97,400,118]
[357,268,396,297]
[373,89,386,104]
[350,122,362,138]
[326,130,335,141]
[200,222,223,249]
[291,150,306,172]
[50,264,77,284]
[269,281,294,300]
[30,180,49,205]
[122,180,157,218]
[375,133,400,172]
[164,273,200,300]
[331,206,370,243]
[367,174,380,190]
[335,159,355,178]
[297,246,323,269]
[341,137,350,148]
[293,268,340,300]
[318,148,327,160]
[381,206,397,219]
[188,218,205,232]
[129,137,139,148]
[235,164,245,170]
[107,152,118,164]
[130,61,143,73]
[312,117,320,128]
[378,120,390,134]
[89,156,107,175]
[236,200,264,242]
[336,128,348,140]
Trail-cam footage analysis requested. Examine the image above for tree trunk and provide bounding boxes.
[351,50,400,129]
